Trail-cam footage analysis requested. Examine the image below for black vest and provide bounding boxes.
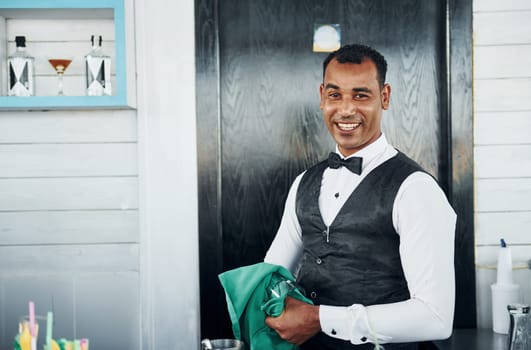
[296,152,425,350]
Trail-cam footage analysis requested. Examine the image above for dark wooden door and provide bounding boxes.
[196,0,474,339]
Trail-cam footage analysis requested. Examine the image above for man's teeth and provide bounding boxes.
[338,122,360,131]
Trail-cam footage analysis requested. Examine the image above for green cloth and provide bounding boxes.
[218,262,313,350]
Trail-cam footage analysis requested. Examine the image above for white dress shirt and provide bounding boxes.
[264,134,456,345]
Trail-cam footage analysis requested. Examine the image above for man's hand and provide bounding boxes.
[265,296,321,345]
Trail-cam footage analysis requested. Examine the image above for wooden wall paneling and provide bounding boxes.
[475,145,531,178]
[474,11,531,45]
[0,144,137,177]
[75,272,139,350]
[218,0,257,271]
[0,279,3,350]
[475,79,531,112]
[195,0,227,339]
[474,111,531,145]
[473,2,531,330]
[375,0,445,180]
[476,212,531,245]
[262,0,334,171]
[0,177,138,211]
[474,0,531,12]
[0,244,138,272]
[6,19,115,41]
[449,0,476,327]
[476,178,531,212]
[0,274,75,350]
[474,45,531,79]
[5,18,115,64]
[474,266,493,330]
[0,210,139,245]
[218,0,334,272]
[0,110,137,143]
[0,272,140,350]
[476,245,531,266]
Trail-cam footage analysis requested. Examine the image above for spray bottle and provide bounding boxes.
[491,238,520,334]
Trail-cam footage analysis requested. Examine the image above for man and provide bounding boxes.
[264,44,456,349]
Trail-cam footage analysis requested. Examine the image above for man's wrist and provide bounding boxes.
[310,305,321,329]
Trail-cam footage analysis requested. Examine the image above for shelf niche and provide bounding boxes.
[0,0,135,110]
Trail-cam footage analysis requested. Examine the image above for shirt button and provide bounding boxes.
[316,258,322,264]
[360,337,367,342]
[331,329,337,335]
[310,291,317,299]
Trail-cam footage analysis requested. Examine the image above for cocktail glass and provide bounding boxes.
[48,58,72,95]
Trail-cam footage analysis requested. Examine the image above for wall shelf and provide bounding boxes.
[0,0,135,110]
[0,95,130,110]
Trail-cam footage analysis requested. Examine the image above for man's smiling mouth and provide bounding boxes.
[337,122,361,131]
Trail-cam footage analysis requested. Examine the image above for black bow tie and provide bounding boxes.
[327,152,363,175]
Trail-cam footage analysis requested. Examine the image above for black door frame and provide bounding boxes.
[195,0,475,337]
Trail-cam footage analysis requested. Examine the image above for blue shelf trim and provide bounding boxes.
[0,0,130,110]
[0,0,119,9]
[0,96,129,109]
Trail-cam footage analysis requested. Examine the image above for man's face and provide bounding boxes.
[320,58,390,157]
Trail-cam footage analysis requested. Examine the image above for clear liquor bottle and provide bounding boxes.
[7,36,35,96]
[84,35,112,96]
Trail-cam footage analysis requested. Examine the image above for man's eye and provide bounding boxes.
[328,92,340,98]
[355,94,368,99]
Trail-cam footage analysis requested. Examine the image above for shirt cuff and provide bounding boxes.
[319,304,392,345]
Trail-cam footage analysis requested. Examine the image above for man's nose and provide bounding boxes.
[338,98,356,116]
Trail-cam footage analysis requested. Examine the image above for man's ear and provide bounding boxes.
[381,83,391,110]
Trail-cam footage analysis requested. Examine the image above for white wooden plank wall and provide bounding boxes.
[4,18,116,96]
[0,15,138,346]
[473,0,531,329]
[0,108,139,350]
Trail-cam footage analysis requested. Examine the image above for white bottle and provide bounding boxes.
[491,238,520,334]
[7,36,35,96]
[84,35,112,96]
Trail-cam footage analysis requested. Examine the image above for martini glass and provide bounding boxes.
[48,58,72,95]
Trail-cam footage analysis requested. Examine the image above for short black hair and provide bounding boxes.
[322,44,388,88]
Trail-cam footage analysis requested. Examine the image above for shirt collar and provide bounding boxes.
[335,133,389,171]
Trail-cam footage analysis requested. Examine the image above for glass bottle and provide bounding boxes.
[84,35,112,96]
[7,36,35,96]
[507,303,530,350]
